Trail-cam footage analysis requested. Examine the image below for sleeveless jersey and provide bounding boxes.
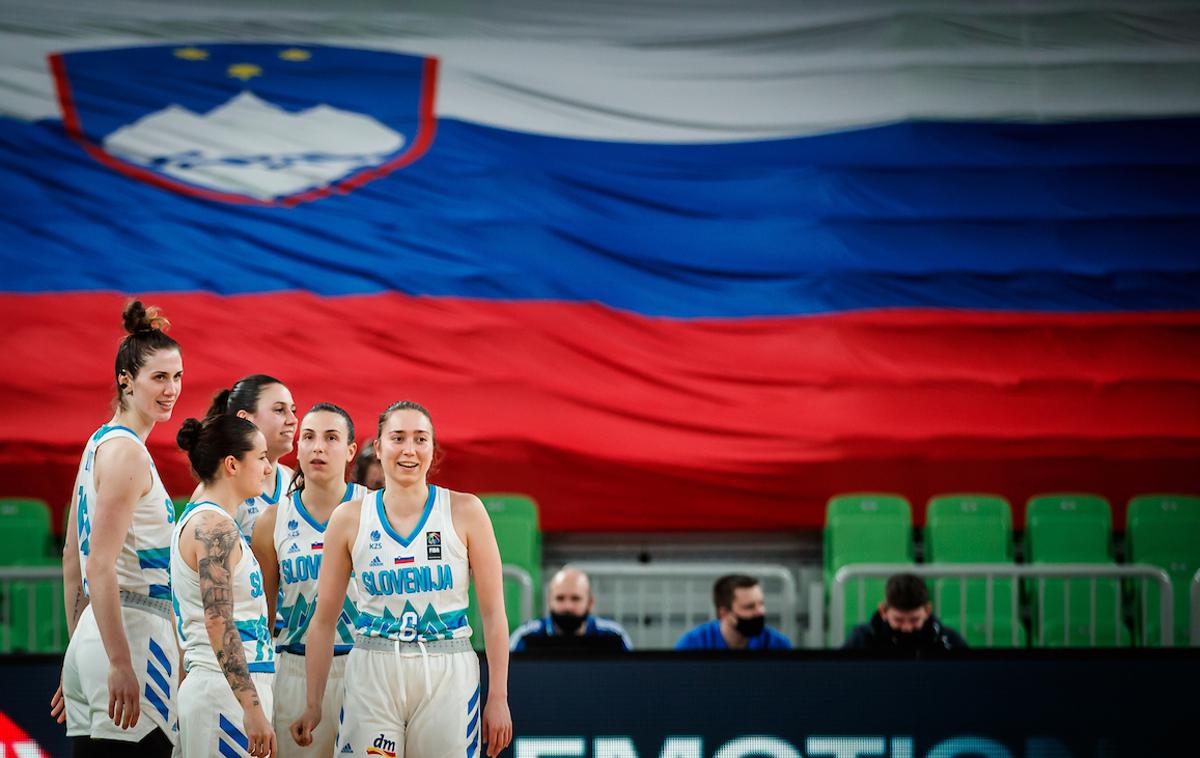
[170,502,275,674]
[351,486,472,642]
[273,482,368,653]
[71,424,175,600]
[235,463,293,542]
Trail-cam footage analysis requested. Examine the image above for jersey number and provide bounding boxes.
[398,611,420,642]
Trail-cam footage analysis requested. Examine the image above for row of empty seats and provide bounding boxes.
[825,492,1200,647]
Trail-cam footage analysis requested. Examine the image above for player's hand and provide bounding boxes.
[49,668,66,724]
[107,662,140,729]
[244,704,277,758]
[482,695,512,758]
[289,704,322,747]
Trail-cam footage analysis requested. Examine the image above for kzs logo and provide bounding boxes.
[369,529,383,550]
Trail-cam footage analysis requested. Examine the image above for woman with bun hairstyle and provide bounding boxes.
[53,300,183,756]
[171,414,277,758]
[200,375,297,541]
[251,402,367,757]
[293,401,513,758]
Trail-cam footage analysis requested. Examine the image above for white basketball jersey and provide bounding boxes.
[351,487,472,642]
[71,424,175,600]
[234,463,292,541]
[273,482,367,653]
[170,502,275,675]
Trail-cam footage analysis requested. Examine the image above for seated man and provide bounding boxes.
[843,572,968,654]
[676,574,791,650]
[510,567,633,651]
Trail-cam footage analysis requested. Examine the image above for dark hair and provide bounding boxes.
[288,402,356,497]
[713,574,759,611]
[176,414,259,485]
[114,300,180,410]
[352,440,379,485]
[885,573,929,611]
[204,374,285,421]
[376,400,440,475]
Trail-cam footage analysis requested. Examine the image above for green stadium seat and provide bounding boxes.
[466,494,543,650]
[173,497,190,521]
[0,553,65,654]
[824,493,913,642]
[0,499,55,566]
[1025,494,1128,647]
[1126,493,1200,646]
[925,494,1023,647]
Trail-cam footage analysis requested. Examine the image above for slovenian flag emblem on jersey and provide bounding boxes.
[394,556,414,565]
[310,542,323,551]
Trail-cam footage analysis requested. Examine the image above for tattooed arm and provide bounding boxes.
[194,511,276,757]
[194,512,260,707]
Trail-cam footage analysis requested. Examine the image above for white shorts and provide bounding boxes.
[274,650,348,758]
[337,647,481,758]
[63,603,179,744]
[177,668,274,758]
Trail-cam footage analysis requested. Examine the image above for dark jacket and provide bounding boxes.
[843,611,968,656]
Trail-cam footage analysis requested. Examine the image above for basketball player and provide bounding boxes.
[291,400,513,757]
[171,414,276,757]
[54,300,183,757]
[199,375,297,541]
[251,403,367,757]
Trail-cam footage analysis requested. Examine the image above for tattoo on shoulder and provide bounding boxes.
[195,518,255,699]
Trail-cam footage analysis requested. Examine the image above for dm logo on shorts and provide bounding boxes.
[367,734,397,758]
[426,530,442,561]
[50,44,438,206]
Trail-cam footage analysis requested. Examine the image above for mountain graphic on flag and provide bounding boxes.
[103,92,404,199]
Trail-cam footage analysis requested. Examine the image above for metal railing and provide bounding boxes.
[1191,568,1200,647]
[568,561,797,649]
[502,564,534,624]
[830,563,1174,648]
[0,565,66,654]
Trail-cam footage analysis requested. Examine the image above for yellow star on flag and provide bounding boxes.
[279,48,311,61]
[174,47,209,61]
[227,63,263,81]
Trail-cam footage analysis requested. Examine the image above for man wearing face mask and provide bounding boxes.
[509,567,633,651]
[843,573,967,655]
[675,575,792,650]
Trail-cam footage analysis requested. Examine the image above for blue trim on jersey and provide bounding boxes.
[375,486,437,548]
[148,583,172,600]
[291,490,328,532]
[92,424,141,443]
[277,642,353,656]
[149,638,172,675]
[219,714,248,750]
[137,547,171,570]
[177,500,222,525]
[341,483,359,503]
[247,661,275,673]
[144,683,170,722]
[261,467,284,505]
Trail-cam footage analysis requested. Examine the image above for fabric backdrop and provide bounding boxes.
[1,0,1198,531]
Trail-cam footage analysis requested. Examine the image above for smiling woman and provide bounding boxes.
[201,374,298,541]
[53,300,184,757]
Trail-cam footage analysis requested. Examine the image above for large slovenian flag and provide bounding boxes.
[0,1,1198,532]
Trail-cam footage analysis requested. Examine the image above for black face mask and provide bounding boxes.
[551,611,587,634]
[733,613,766,638]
